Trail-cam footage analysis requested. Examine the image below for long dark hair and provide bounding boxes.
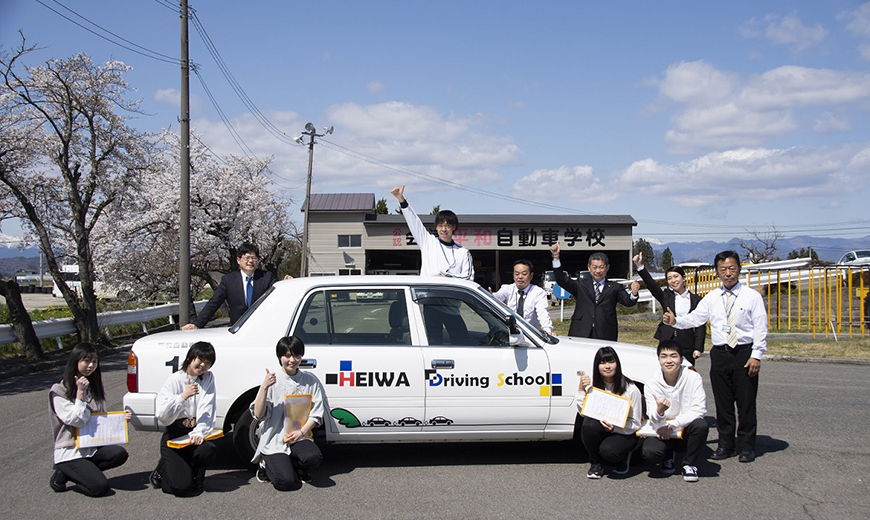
[180,341,216,379]
[62,343,105,402]
[591,346,632,396]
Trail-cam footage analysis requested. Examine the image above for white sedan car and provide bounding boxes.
[124,275,658,461]
[837,250,870,267]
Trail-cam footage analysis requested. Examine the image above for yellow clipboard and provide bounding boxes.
[166,428,224,449]
[285,394,313,439]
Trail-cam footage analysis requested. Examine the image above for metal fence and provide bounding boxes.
[682,266,868,339]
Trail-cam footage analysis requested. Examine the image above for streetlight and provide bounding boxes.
[295,123,334,277]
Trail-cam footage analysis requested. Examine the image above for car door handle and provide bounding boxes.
[431,359,454,369]
[300,358,317,368]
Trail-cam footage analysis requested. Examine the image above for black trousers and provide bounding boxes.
[580,419,637,465]
[54,445,128,497]
[262,440,323,491]
[641,417,709,467]
[710,345,759,452]
[159,420,217,496]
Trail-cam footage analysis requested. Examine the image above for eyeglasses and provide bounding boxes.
[240,255,259,262]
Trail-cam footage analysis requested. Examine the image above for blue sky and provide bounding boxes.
[2,0,870,245]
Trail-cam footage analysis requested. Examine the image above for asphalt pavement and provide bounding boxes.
[0,351,868,519]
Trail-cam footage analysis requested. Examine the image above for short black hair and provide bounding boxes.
[276,336,305,358]
[236,242,259,259]
[513,259,533,273]
[665,265,686,278]
[656,339,682,357]
[434,210,459,230]
[714,250,741,269]
[181,341,216,374]
[588,252,609,266]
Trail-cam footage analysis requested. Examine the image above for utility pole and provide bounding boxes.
[179,0,191,325]
[296,123,333,277]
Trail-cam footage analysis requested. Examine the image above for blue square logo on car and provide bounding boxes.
[340,360,352,371]
[552,373,562,384]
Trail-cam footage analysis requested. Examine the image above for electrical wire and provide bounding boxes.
[35,0,182,65]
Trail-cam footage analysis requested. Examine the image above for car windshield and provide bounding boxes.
[230,285,276,333]
[856,250,870,258]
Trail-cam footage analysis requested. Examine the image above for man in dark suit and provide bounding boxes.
[183,242,280,329]
[549,243,639,341]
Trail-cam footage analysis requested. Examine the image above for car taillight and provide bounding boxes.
[126,351,138,392]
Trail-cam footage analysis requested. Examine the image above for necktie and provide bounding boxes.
[724,290,738,347]
[245,276,253,308]
[516,289,525,317]
[594,282,601,304]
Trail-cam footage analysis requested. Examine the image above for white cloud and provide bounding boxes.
[842,2,870,38]
[813,112,851,133]
[367,81,385,93]
[188,101,520,198]
[740,13,827,52]
[612,145,867,208]
[154,88,203,114]
[652,61,870,153]
[512,166,615,205]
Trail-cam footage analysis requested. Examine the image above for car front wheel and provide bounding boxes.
[232,410,259,466]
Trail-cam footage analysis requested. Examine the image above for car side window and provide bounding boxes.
[292,289,410,345]
[414,288,510,347]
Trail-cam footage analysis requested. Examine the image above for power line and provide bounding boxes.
[191,66,259,159]
[35,0,182,65]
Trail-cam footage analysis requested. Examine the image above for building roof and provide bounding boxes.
[307,193,375,212]
[366,214,637,226]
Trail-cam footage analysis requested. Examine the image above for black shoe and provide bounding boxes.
[586,463,603,479]
[613,452,631,475]
[256,461,270,483]
[296,467,312,484]
[149,469,162,489]
[50,469,67,492]
[738,450,756,463]
[710,447,737,460]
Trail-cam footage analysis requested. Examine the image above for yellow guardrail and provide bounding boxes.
[682,265,867,339]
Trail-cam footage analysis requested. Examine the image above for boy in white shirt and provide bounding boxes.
[642,340,709,482]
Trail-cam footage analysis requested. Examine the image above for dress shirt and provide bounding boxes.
[674,288,692,317]
[673,282,767,360]
[493,283,553,333]
[156,370,216,438]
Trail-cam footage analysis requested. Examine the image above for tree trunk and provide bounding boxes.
[0,279,44,361]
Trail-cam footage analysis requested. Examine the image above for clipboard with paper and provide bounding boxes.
[636,420,684,438]
[579,387,632,429]
[285,394,313,439]
[75,411,129,449]
[166,428,224,448]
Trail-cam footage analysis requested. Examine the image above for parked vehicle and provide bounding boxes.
[837,250,870,267]
[123,275,658,462]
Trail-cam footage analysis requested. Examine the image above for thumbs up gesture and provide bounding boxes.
[577,370,591,392]
[662,307,676,325]
[262,368,277,389]
[181,377,199,400]
[654,394,671,416]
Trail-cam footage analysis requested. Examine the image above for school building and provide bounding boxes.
[305,193,637,288]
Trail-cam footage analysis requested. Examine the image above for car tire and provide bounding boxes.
[232,410,259,466]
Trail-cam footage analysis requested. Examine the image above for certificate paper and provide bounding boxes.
[580,388,631,429]
[76,412,128,449]
[636,420,684,439]
[285,394,313,439]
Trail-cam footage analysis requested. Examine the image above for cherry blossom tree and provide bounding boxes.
[94,130,298,301]
[0,38,149,345]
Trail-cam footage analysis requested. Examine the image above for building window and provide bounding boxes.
[339,269,362,276]
[338,234,362,248]
[310,272,335,277]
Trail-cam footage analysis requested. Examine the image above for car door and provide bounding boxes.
[414,286,553,438]
[290,286,425,441]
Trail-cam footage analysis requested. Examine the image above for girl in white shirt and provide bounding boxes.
[576,346,643,479]
[48,343,130,496]
[154,341,217,496]
[251,336,325,490]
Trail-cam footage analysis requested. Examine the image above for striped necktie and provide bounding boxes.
[724,289,738,347]
[594,282,602,304]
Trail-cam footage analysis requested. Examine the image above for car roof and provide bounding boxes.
[275,275,483,291]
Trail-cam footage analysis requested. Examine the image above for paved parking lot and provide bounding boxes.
[1,352,867,519]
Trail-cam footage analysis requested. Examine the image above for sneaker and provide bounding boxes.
[50,469,67,492]
[296,467,312,484]
[586,462,603,479]
[613,452,631,475]
[682,465,699,482]
[256,460,270,483]
[660,453,676,475]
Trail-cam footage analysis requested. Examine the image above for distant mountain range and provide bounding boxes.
[649,235,870,265]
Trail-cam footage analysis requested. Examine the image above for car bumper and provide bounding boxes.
[123,392,160,431]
